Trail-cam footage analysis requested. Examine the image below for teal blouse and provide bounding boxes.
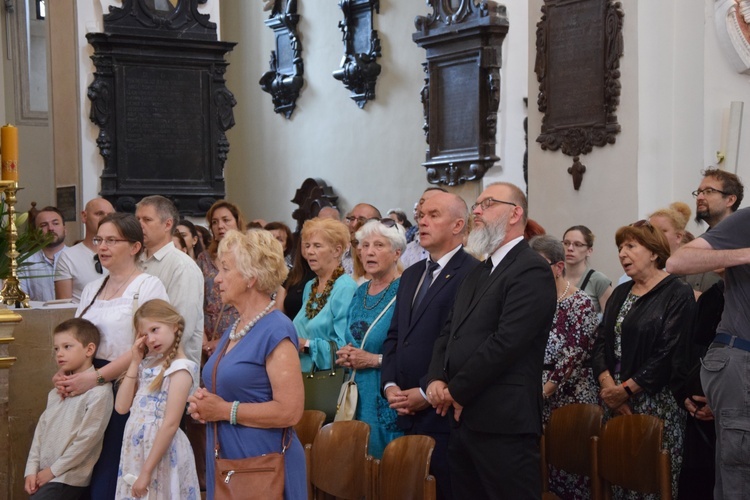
[293,273,357,373]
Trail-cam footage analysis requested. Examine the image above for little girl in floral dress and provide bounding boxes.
[114,299,199,499]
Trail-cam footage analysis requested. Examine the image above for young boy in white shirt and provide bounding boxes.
[24,318,113,499]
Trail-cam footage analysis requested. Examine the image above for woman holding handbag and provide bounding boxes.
[187,229,306,500]
[336,219,405,458]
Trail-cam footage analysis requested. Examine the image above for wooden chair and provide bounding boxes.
[305,420,371,500]
[541,403,603,500]
[369,435,436,500]
[591,414,671,500]
[294,409,326,447]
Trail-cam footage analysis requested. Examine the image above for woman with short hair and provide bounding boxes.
[336,219,405,458]
[293,217,357,372]
[592,220,694,496]
[188,229,306,500]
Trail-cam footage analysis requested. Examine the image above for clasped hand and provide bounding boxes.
[425,380,463,422]
[187,387,228,424]
[385,386,430,416]
[335,343,377,370]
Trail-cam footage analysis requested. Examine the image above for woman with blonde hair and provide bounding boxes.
[293,217,357,373]
[188,229,306,499]
[648,201,691,255]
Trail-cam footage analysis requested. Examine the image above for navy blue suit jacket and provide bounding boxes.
[381,247,479,433]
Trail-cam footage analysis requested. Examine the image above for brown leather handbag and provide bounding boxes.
[212,338,289,500]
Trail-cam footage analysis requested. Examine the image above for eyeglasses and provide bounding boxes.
[692,187,728,197]
[92,237,131,247]
[345,215,368,225]
[471,198,517,212]
[94,254,102,274]
[561,240,589,249]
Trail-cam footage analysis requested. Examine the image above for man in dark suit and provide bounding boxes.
[426,182,556,499]
[382,192,479,500]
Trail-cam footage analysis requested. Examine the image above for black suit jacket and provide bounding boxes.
[427,240,556,435]
[381,248,479,433]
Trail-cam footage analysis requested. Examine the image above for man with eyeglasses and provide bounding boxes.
[693,168,743,228]
[20,206,69,302]
[54,197,114,303]
[667,168,745,499]
[381,192,478,500]
[425,182,556,499]
[135,195,204,366]
[341,203,380,275]
[668,169,749,500]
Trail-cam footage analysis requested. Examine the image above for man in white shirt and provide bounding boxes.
[136,195,204,365]
[55,198,115,302]
[21,207,68,302]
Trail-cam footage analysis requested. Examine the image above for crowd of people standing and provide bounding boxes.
[20,167,750,499]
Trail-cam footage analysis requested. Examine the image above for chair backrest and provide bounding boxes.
[294,409,326,447]
[591,414,671,500]
[308,420,371,499]
[544,403,604,476]
[374,435,436,500]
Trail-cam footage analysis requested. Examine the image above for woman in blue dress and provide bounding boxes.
[187,229,306,500]
[337,219,406,458]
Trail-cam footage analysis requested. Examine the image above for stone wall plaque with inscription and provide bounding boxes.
[535,0,624,190]
[87,0,236,215]
[413,1,509,186]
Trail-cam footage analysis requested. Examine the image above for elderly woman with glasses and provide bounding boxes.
[336,219,406,458]
[591,220,695,496]
[562,225,613,314]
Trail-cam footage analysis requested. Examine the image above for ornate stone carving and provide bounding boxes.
[87,0,236,216]
[714,0,750,74]
[291,178,339,234]
[535,0,624,190]
[104,0,215,40]
[332,0,381,109]
[259,0,304,118]
[413,1,509,186]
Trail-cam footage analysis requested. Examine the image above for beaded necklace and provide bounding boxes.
[363,278,395,310]
[229,299,276,341]
[305,266,345,319]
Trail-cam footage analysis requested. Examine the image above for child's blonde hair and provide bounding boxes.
[133,299,185,392]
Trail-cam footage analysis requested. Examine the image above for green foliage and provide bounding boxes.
[0,202,53,277]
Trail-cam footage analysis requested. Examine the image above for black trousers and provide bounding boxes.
[448,425,541,500]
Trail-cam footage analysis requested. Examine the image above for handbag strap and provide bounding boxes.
[348,295,396,380]
[580,269,595,291]
[211,333,292,458]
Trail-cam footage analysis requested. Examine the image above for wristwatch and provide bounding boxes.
[95,369,106,386]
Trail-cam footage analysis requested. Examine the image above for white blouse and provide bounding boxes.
[76,273,169,361]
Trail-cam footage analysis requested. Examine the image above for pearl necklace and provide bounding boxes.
[229,299,276,341]
[557,281,570,302]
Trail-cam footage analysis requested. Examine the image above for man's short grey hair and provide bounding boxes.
[137,195,179,226]
[355,219,407,254]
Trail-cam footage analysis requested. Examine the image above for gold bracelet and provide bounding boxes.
[124,374,137,379]
[599,374,612,384]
